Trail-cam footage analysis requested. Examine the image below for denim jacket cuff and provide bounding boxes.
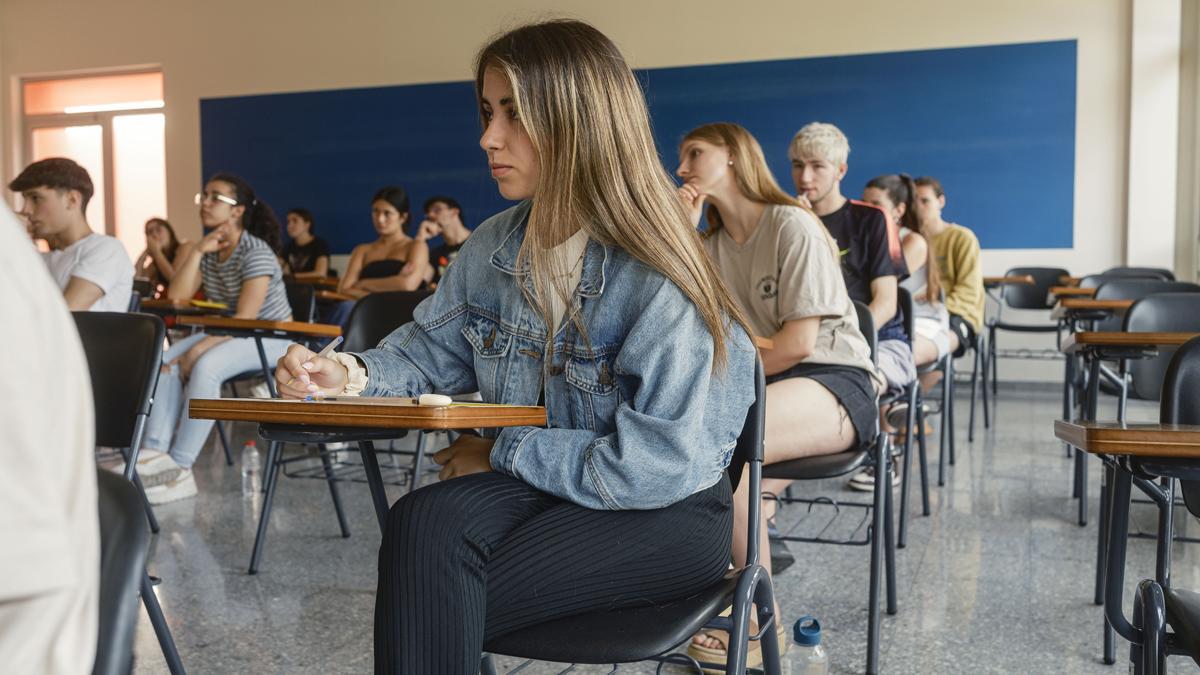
[491,426,538,477]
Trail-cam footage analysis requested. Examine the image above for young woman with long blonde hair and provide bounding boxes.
[678,122,883,667]
[274,20,757,672]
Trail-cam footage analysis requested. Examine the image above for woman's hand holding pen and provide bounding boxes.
[433,435,495,480]
[275,343,348,399]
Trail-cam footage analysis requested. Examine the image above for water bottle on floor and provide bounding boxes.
[793,615,828,674]
[241,441,261,495]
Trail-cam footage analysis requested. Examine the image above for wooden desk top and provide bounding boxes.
[1060,275,1082,286]
[190,397,546,430]
[139,298,229,317]
[286,276,341,290]
[1050,286,1096,298]
[1060,331,1200,354]
[1050,298,1134,320]
[754,336,774,350]
[315,289,356,302]
[179,315,342,338]
[1054,420,1200,458]
[984,274,1036,287]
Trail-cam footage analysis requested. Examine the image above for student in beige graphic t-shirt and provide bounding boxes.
[677,122,881,666]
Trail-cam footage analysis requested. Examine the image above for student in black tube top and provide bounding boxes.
[337,185,429,299]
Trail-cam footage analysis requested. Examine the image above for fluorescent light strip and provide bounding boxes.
[63,99,164,114]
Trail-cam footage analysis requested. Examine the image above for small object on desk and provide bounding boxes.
[417,393,453,407]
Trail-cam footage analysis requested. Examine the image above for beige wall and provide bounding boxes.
[0,0,1135,380]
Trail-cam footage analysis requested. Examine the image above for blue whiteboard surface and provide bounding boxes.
[201,39,1075,253]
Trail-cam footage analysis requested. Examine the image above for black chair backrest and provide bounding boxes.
[1093,280,1200,333]
[72,312,165,448]
[726,358,766,497]
[1002,266,1069,310]
[1123,293,1200,400]
[853,300,878,364]
[285,282,317,323]
[94,470,150,675]
[342,290,434,353]
[1102,266,1175,281]
[131,277,155,298]
[1160,337,1200,516]
[897,287,915,345]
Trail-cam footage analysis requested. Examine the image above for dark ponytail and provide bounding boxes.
[868,172,941,302]
[208,172,282,253]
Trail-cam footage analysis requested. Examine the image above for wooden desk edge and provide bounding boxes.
[189,398,546,430]
[985,275,1036,286]
[179,315,342,338]
[1054,419,1200,457]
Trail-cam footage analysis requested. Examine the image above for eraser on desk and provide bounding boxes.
[418,393,453,407]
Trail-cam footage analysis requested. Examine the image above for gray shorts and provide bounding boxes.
[877,338,917,392]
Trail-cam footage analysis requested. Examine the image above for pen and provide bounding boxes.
[286,335,344,390]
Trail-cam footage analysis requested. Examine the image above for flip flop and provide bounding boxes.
[686,606,787,673]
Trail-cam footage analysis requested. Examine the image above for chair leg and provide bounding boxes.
[867,432,886,675]
[130,471,161,534]
[989,325,998,396]
[947,357,956,467]
[248,441,283,574]
[898,385,917,548]
[753,573,784,675]
[938,360,949,486]
[140,570,185,674]
[884,439,898,616]
[1095,473,1109,606]
[968,345,979,443]
[980,339,991,430]
[1078,452,1088,527]
[1134,580,1167,675]
[408,432,428,494]
[216,420,234,466]
[480,654,498,675]
[319,446,351,539]
[1064,351,1076,459]
[916,401,931,516]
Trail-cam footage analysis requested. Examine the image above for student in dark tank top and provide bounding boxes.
[337,186,428,299]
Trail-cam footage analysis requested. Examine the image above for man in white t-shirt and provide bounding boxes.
[0,201,99,672]
[9,157,132,312]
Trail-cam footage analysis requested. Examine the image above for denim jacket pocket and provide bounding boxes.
[564,349,619,434]
[462,312,513,398]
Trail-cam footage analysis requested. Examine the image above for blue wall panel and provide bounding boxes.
[201,39,1076,253]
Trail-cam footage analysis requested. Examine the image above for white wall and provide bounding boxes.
[0,0,1144,380]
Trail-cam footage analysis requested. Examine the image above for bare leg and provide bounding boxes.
[918,331,959,392]
[695,377,856,651]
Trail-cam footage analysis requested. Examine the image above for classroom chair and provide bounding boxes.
[894,288,931,548]
[72,312,185,675]
[985,266,1068,408]
[481,360,781,675]
[760,300,896,675]
[1099,336,1200,674]
[1101,266,1176,281]
[94,469,150,675]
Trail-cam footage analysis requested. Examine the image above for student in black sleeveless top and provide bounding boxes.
[337,186,428,299]
[282,208,331,280]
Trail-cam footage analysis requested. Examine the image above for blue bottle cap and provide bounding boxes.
[793,615,821,646]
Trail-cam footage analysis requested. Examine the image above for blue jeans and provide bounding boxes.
[144,332,290,468]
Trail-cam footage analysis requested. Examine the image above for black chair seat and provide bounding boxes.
[484,576,738,663]
[763,449,867,480]
[987,320,1058,333]
[1166,587,1200,661]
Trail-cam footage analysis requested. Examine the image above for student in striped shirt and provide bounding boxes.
[135,173,293,504]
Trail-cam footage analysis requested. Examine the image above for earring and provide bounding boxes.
[728,160,734,166]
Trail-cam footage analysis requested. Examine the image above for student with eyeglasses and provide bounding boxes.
[273,20,756,672]
[129,173,292,504]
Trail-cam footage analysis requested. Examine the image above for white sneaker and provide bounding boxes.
[103,449,180,477]
[145,470,197,505]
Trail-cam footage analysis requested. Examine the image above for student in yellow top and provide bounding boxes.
[914,176,983,357]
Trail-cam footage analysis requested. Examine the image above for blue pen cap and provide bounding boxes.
[793,615,821,646]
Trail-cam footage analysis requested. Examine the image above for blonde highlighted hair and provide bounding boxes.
[788,121,849,167]
[474,20,750,368]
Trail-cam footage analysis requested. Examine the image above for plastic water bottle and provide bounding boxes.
[241,441,261,495]
[793,615,828,674]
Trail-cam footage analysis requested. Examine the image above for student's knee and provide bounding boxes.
[383,476,495,547]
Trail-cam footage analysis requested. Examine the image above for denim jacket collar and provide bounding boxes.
[489,201,609,298]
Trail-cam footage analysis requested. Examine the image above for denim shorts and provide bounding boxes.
[766,362,880,446]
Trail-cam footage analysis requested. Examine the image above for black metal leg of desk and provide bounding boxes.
[141,569,186,674]
[255,336,277,398]
[1065,350,1076,459]
[249,440,283,575]
[320,447,351,538]
[916,401,931,516]
[1079,355,1101,526]
[1096,463,1110,605]
[359,440,391,533]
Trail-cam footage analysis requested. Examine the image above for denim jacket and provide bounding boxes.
[354,201,756,510]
